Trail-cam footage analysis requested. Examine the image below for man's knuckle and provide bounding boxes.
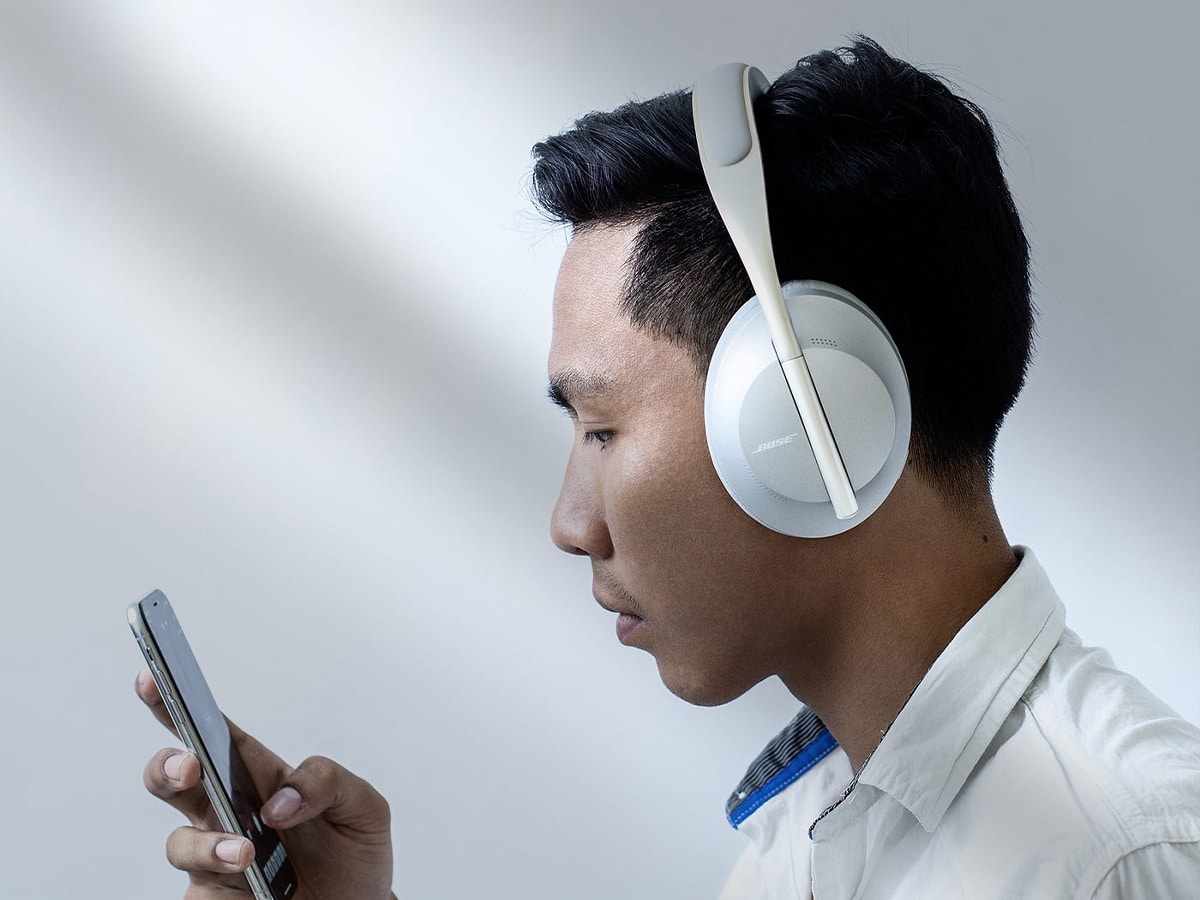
[370,786,392,820]
[165,827,193,871]
[143,752,172,796]
[302,754,341,785]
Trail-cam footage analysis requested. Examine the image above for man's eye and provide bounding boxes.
[582,430,614,448]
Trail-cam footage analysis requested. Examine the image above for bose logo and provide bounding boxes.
[752,432,799,454]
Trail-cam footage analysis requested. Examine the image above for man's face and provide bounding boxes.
[547,225,833,706]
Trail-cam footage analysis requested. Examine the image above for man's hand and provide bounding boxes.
[136,669,396,900]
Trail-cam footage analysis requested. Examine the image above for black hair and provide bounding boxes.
[530,37,1033,497]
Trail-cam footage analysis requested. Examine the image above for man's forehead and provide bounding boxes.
[548,225,640,365]
[551,227,636,323]
[547,222,702,406]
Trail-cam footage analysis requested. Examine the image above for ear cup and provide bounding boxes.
[705,280,911,537]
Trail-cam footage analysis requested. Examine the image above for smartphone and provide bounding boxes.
[128,590,299,900]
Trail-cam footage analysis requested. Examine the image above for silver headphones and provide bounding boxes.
[693,63,911,538]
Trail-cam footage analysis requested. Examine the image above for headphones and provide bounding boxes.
[693,63,911,538]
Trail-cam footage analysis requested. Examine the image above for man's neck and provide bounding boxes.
[778,472,1019,772]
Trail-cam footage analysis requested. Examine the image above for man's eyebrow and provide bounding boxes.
[546,370,617,413]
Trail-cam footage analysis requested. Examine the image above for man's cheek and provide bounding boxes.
[616,471,709,552]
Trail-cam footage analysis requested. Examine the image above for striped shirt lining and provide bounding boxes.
[726,707,839,828]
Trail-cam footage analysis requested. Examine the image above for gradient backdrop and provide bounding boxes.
[1,2,1196,898]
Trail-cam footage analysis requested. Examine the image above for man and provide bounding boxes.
[136,38,1200,898]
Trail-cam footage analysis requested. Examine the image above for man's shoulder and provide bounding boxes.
[1013,626,1200,841]
[925,624,1200,896]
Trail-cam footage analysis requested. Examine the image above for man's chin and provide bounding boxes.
[655,658,758,708]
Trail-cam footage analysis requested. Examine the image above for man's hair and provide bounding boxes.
[530,37,1033,498]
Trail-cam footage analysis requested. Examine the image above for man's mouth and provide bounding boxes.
[615,611,645,645]
[592,590,645,645]
[592,575,646,645]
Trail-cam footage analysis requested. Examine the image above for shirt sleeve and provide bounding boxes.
[1090,841,1200,899]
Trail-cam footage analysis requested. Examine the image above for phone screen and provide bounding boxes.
[132,591,298,900]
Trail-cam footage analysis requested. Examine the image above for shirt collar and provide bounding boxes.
[854,546,1066,832]
[726,706,840,828]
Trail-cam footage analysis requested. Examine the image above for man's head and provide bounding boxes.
[534,37,1033,498]
[536,38,1033,706]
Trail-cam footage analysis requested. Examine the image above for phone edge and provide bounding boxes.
[127,594,281,900]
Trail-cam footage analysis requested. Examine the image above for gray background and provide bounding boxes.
[1,1,1196,898]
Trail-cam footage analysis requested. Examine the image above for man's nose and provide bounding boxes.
[550,452,613,559]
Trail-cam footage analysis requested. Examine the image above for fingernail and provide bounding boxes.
[163,753,188,782]
[263,786,303,821]
[215,838,246,865]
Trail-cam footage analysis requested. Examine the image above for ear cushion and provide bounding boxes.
[705,280,911,537]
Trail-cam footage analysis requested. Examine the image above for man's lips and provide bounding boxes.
[593,591,644,645]
[593,592,622,615]
[614,612,644,645]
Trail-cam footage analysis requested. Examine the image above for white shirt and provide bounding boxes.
[719,549,1200,899]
